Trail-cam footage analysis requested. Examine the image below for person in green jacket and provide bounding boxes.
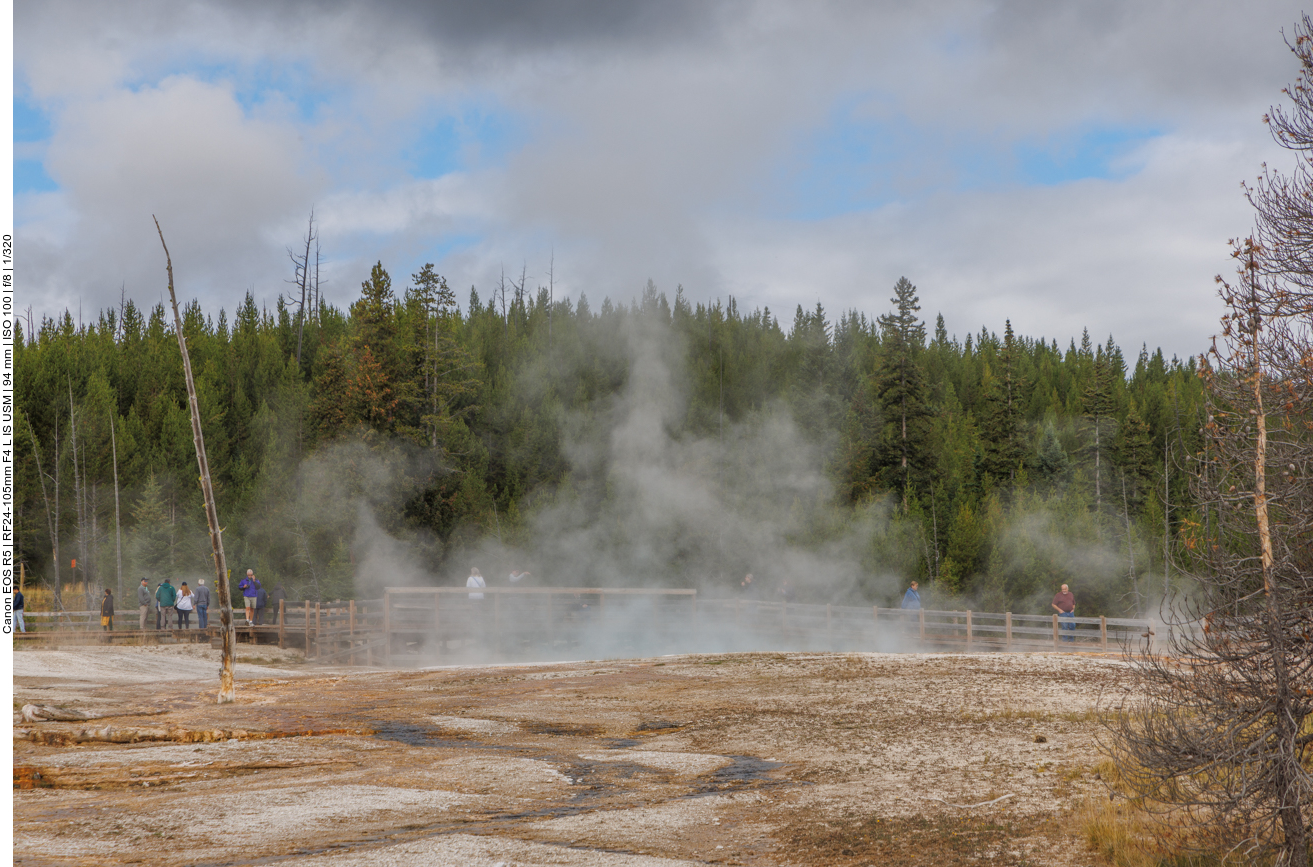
[155,578,178,630]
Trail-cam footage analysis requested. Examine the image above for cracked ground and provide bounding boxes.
[13,644,1132,866]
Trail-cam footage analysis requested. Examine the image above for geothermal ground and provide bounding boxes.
[12,644,1133,866]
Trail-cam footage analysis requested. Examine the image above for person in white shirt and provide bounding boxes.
[175,582,196,629]
[466,567,486,600]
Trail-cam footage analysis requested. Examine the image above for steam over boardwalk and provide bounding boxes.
[14,643,1131,866]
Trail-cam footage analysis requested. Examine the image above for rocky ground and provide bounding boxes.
[12,644,1134,866]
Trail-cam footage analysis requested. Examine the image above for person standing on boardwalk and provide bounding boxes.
[238,569,260,626]
[15,588,25,633]
[194,579,211,629]
[900,581,922,610]
[155,578,177,630]
[1051,584,1076,643]
[101,589,115,633]
[466,567,486,600]
[137,578,151,630]
[176,583,195,629]
[271,585,287,622]
[254,582,268,626]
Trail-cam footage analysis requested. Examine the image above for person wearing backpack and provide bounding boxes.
[254,583,268,626]
[155,578,178,630]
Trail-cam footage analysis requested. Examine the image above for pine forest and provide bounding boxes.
[15,265,1206,617]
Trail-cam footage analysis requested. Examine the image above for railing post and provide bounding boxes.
[1005,611,1012,651]
[433,590,442,654]
[545,590,555,644]
[1052,614,1059,650]
[304,600,311,658]
[872,606,879,650]
[966,610,972,652]
[826,603,833,648]
[315,602,321,659]
[383,590,392,666]
[918,608,925,645]
[278,599,285,649]
[349,599,357,666]
[1100,615,1107,652]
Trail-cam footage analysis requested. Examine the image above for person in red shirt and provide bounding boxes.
[1052,584,1076,643]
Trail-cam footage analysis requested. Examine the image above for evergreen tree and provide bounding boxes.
[872,277,930,507]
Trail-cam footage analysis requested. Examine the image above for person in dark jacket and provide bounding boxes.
[254,583,268,626]
[194,579,211,629]
[137,578,151,630]
[271,585,287,621]
[155,578,178,630]
[15,588,24,633]
[101,589,115,632]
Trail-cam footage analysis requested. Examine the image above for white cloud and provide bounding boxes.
[27,76,316,313]
[13,0,1306,357]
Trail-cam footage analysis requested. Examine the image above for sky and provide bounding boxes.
[13,0,1310,359]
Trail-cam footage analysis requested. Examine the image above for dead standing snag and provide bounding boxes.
[154,217,237,703]
[1107,211,1313,862]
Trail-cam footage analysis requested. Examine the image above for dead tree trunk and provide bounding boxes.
[289,210,315,370]
[154,217,236,703]
[25,414,61,608]
[110,414,123,601]
[69,382,90,605]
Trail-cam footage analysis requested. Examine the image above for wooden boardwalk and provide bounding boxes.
[15,589,1159,664]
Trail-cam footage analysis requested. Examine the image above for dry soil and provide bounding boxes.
[12,644,1133,866]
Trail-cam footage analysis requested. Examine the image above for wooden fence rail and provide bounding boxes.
[14,589,1164,663]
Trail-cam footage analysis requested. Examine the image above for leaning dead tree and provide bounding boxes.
[1107,23,1313,861]
[154,217,237,703]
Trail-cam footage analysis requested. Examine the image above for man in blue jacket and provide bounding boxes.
[900,581,922,610]
[238,569,260,626]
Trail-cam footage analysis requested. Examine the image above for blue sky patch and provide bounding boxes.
[1013,125,1161,186]
[779,93,1162,221]
[14,92,57,194]
[15,160,58,194]
[14,92,51,141]
[405,103,526,178]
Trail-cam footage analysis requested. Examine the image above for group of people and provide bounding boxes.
[120,568,287,631]
[132,577,212,630]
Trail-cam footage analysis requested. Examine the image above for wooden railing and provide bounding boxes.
[14,590,1161,662]
[695,599,1155,653]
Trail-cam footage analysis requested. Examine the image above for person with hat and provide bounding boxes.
[194,579,211,629]
[137,578,151,630]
